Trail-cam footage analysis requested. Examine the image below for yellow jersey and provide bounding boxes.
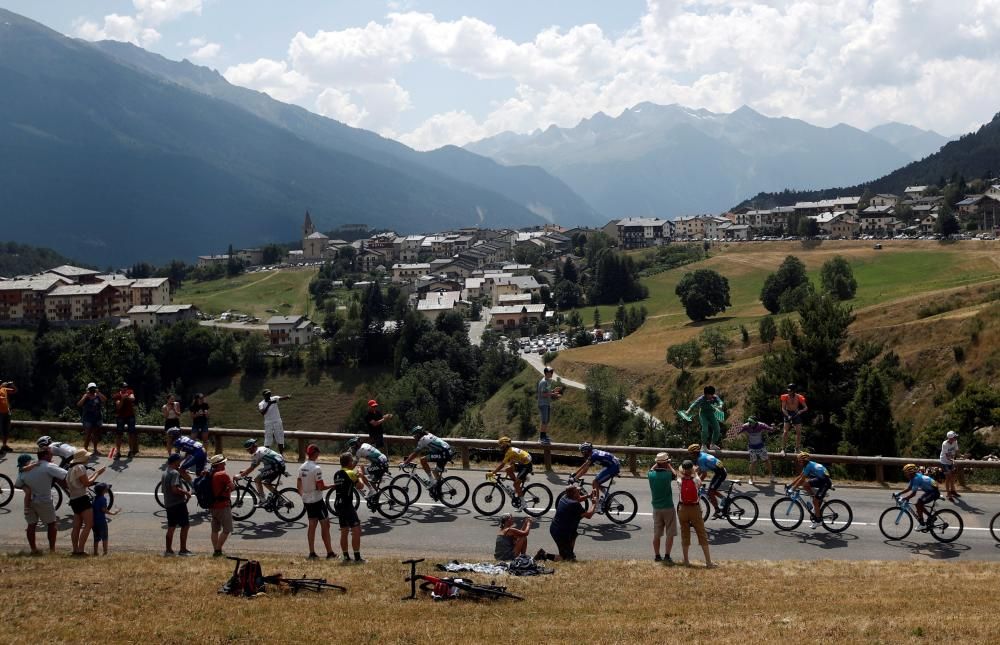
[501,446,532,466]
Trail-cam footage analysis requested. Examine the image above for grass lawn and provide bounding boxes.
[176,268,319,319]
[2,553,997,642]
[0,328,35,341]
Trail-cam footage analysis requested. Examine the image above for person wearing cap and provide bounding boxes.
[67,448,107,556]
[788,452,832,530]
[899,463,940,529]
[488,437,532,505]
[161,453,193,556]
[495,513,532,561]
[333,452,366,563]
[536,367,562,445]
[0,379,18,453]
[298,444,336,560]
[365,400,392,450]
[677,460,715,568]
[91,482,119,556]
[209,454,234,557]
[189,393,211,445]
[77,382,107,455]
[648,452,679,563]
[737,417,778,486]
[779,383,809,455]
[258,389,290,454]
[14,453,40,553]
[20,449,67,554]
[940,431,960,502]
[544,484,597,561]
[112,382,137,459]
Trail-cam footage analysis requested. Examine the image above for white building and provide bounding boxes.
[266,315,316,346]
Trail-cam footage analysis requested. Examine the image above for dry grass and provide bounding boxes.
[2,552,999,643]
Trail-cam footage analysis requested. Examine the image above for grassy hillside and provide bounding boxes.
[175,268,318,319]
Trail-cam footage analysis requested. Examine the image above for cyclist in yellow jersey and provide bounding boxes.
[488,437,532,504]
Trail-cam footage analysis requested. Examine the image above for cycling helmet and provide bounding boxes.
[498,436,512,446]
[243,438,257,449]
[37,435,53,448]
[579,441,593,453]
[797,451,810,461]
[410,425,425,436]
[903,463,918,475]
[346,436,360,448]
[687,443,701,453]
[787,383,797,392]
[166,428,181,439]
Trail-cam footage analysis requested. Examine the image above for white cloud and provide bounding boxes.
[73,14,161,47]
[133,0,202,26]
[189,41,221,61]
[223,58,313,102]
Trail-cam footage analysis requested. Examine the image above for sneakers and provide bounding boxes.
[664,556,674,565]
[539,434,551,446]
[178,549,193,556]
[212,550,224,557]
[308,553,319,560]
[353,555,366,564]
[163,550,176,557]
[748,478,755,486]
[341,554,351,563]
[654,554,662,562]
[326,552,337,559]
[809,521,819,529]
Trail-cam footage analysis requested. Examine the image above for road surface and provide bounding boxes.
[3,455,999,562]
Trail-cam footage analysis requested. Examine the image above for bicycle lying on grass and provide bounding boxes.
[556,476,637,525]
[879,493,963,543]
[699,480,758,528]
[225,556,346,595]
[472,472,552,517]
[229,473,305,522]
[402,558,522,601]
[770,486,853,533]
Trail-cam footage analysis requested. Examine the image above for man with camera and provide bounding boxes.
[77,382,107,455]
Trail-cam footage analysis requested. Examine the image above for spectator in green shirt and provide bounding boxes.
[648,451,679,564]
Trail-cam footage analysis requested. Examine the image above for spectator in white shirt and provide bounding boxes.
[258,388,290,455]
[297,444,335,560]
[940,431,961,502]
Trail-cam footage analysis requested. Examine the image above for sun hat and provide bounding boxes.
[946,431,958,439]
[71,449,91,464]
[17,453,33,468]
[209,454,227,466]
[655,452,670,464]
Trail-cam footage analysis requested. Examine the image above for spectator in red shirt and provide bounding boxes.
[112,382,137,459]
[209,454,234,557]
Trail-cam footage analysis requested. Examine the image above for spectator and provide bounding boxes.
[14,453,38,553]
[737,416,778,486]
[541,485,597,562]
[940,431,960,502]
[67,448,106,556]
[209,454,234,557]
[297,443,335,560]
[189,393,210,445]
[333,452,365,563]
[365,400,393,450]
[495,513,532,561]
[20,449,67,554]
[112,382,137,459]
[536,367,562,445]
[91,482,119,556]
[161,453,192,556]
[678,459,715,568]
[0,379,17,453]
[77,382,107,454]
[257,389,290,455]
[162,394,181,455]
[648,452,678,564]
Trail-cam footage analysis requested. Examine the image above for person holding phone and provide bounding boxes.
[77,382,106,455]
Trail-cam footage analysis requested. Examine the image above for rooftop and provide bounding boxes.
[266,315,306,326]
[48,265,100,278]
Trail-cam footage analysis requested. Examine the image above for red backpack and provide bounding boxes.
[680,477,699,505]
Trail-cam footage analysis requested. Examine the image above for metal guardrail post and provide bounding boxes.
[628,446,638,476]
[297,437,306,462]
[543,444,552,471]
[460,445,470,469]
[213,434,224,456]
[875,463,885,484]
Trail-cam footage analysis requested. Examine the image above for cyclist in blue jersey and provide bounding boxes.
[572,442,621,499]
[687,443,728,517]
[789,452,832,529]
[899,463,940,530]
[167,428,207,477]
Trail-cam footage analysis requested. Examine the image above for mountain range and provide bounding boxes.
[465,103,955,219]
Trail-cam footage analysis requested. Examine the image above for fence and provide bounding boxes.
[12,420,999,484]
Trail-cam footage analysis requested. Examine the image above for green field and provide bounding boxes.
[175,268,318,319]
[0,329,35,341]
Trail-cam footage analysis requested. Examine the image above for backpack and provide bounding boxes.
[680,477,699,505]
[193,473,216,510]
[237,560,265,597]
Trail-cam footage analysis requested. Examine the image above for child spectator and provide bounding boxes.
[91,482,119,555]
[678,459,716,568]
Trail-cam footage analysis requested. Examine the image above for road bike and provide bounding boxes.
[389,462,469,509]
[556,476,637,525]
[225,556,346,594]
[699,480,758,528]
[991,511,1000,543]
[0,473,13,508]
[51,466,116,511]
[879,493,963,543]
[403,558,522,601]
[770,486,853,533]
[229,473,305,522]
[324,467,410,520]
[472,472,552,518]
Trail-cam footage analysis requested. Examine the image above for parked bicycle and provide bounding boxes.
[879,493,963,543]
[472,472,552,517]
[390,462,469,509]
[699,480,758,528]
[229,473,305,522]
[770,486,852,533]
[556,476,637,525]
[324,469,410,520]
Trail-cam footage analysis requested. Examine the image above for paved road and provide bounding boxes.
[3,456,999,562]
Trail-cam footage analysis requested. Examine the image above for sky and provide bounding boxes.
[5,0,1000,150]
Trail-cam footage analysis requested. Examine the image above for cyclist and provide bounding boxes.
[401,426,453,496]
[167,428,207,477]
[780,383,809,455]
[239,438,286,501]
[687,444,727,518]
[37,436,77,469]
[789,452,831,529]
[345,436,390,497]
[488,436,532,506]
[899,463,940,530]
[572,442,620,501]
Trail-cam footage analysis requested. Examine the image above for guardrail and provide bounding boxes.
[12,420,998,484]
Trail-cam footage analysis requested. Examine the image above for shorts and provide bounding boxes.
[514,462,533,481]
[367,458,389,483]
[784,412,804,425]
[595,464,620,485]
[70,496,93,514]
[748,447,769,463]
[551,534,577,561]
[82,418,102,431]
[808,475,832,499]
[425,450,452,472]
[211,507,234,534]
[919,488,941,505]
[258,466,282,484]
[0,413,10,439]
[25,499,57,525]
[164,418,181,430]
[678,503,708,547]
[181,452,207,475]
[539,405,551,425]
[939,463,955,474]
[653,507,678,538]
[165,503,190,528]
[191,418,209,434]
[115,417,136,435]
[708,468,728,492]
[264,420,284,446]
[336,505,361,529]
[305,501,329,520]
[92,523,109,542]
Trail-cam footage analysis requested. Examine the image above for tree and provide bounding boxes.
[587,250,648,305]
[593,308,602,330]
[613,301,626,340]
[760,255,809,314]
[700,327,730,363]
[758,315,777,347]
[584,365,629,440]
[666,340,701,372]
[562,257,579,283]
[797,217,820,238]
[239,334,267,376]
[552,280,581,309]
[843,366,896,456]
[820,255,858,300]
[935,206,960,238]
[674,269,731,322]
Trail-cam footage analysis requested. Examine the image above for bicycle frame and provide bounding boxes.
[485,473,519,497]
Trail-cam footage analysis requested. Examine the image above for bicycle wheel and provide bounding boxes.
[273,487,305,521]
[153,479,191,509]
[325,487,360,516]
[820,499,853,533]
[390,473,422,505]
[769,497,804,531]
[102,486,116,511]
[878,507,913,540]
[437,476,470,509]
[230,485,258,521]
[605,491,638,524]
[51,485,64,511]
[0,473,14,507]
[471,482,505,516]
[725,494,759,529]
[448,579,524,601]
[991,512,1000,543]
[522,483,553,517]
[555,490,591,514]
[373,485,410,520]
[699,496,711,521]
[929,509,963,543]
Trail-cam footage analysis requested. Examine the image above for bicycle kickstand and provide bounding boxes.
[402,558,426,600]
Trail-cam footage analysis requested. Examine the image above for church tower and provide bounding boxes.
[303,211,316,238]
